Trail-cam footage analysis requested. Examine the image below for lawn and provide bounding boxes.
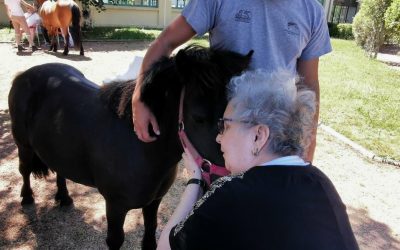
[0,26,398,160]
[319,39,400,160]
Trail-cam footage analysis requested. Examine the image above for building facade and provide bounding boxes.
[1,0,333,28]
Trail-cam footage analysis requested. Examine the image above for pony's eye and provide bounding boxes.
[191,114,207,124]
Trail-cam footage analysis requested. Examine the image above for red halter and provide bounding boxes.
[178,88,230,187]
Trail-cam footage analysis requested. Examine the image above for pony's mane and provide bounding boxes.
[175,45,252,102]
[99,45,252,122]
[99,80,135,120]
[98,55,175,120]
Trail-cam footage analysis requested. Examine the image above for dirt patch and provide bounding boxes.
[0,42,399,249]
[380,44,400,56]
[378,44,400,70]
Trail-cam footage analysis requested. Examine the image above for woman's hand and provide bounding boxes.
[182,148,202,179]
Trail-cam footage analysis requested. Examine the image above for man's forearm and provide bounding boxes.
[304,79,319,162]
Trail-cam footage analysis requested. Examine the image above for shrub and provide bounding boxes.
[337,23,354,39]
[353,0,393,57]
[385,0,400,43]
[328,22,339,37]
[328,23,354,40]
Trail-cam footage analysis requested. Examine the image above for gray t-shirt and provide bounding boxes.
[182,0,332,73]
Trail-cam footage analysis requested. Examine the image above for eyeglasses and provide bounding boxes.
[217,118,255,135]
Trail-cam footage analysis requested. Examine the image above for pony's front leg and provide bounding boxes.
[50,33,58,53]
[142,198,162,250]
[48,33,54,51]
[105,200,128,250]
[55,174,73,206]
[61,27,69,56]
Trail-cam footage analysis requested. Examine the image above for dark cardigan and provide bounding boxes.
[170,165,359,250]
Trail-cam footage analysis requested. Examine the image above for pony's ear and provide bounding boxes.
[209,49,253,79]
[140,65,168,112]
[174,49,193,75]
[140,57,181,119]
[245,50,254,66]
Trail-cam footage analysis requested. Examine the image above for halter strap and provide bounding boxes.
[178,87,230,187]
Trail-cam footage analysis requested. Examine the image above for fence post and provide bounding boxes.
[158,0,172,28]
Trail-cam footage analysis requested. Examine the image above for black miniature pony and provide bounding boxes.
[8,45,252,249]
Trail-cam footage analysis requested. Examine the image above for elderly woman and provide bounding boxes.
[157,70,358,250]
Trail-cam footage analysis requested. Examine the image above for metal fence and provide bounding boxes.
[171,0,188,9]
[330,5,359,23]
[105,0,158,7]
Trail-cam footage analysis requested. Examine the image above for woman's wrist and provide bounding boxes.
[186,178,206,191]
[187,168,202,179]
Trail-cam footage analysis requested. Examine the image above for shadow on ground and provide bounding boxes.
[380,44,400,56]
[82,41,150,53]
[43,50,92,61]
[349,206,400,249]
[0,109,17,163]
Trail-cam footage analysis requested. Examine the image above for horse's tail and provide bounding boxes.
[70,3,82,50]
[8,70,50,178]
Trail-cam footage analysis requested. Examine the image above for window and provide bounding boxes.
[172,0,189,9]
[107,0,158,7]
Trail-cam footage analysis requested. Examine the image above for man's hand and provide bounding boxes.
[132,92,160,142]
[130,15,195,143]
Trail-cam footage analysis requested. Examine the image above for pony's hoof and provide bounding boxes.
[55,192,73,206]
[21,196,34,205]
[63,51,69,56]
[80,52,84,56]
[60,196,73,207]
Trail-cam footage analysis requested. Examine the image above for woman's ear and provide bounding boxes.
[254,125,269,150]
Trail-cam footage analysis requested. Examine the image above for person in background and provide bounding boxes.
[131,0,332,162]
[4,0,38,52]
[157,70,358,250]
[24,8,41,44]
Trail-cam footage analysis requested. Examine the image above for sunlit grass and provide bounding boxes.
[319,39,400,160]
[82,26,160,40]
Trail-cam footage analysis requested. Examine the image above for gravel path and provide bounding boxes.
[0,42,399,249]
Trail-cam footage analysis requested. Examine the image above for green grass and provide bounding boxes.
[82,26,161,40]
[0,25,209,43]
[81,26,209,45]
[1,25,398,160]
[0,24,14,42]
[319,39,400,160]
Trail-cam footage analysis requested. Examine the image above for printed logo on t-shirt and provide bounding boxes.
[286,22,300,35]
[234,10,251,23]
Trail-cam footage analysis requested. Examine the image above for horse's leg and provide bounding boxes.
[18,146,46,205]
[105,200,128,250]
[48,32,54,51]
[55,174,73,206]
[18,147,34,205]
[60,26,69,56]
[51,28,58,53]
[142,198,162,250]
[79,40,84,56]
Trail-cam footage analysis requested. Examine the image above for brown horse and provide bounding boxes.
[38,0,84,55]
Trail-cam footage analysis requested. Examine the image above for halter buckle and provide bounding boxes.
[200,159,211,173]
[178,121,185,131]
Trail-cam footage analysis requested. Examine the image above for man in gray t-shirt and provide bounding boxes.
[131,0,332,162]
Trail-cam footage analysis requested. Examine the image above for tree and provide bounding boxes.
[385,0,400,43]
[79,0,106,13]
[353,0,393,57]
